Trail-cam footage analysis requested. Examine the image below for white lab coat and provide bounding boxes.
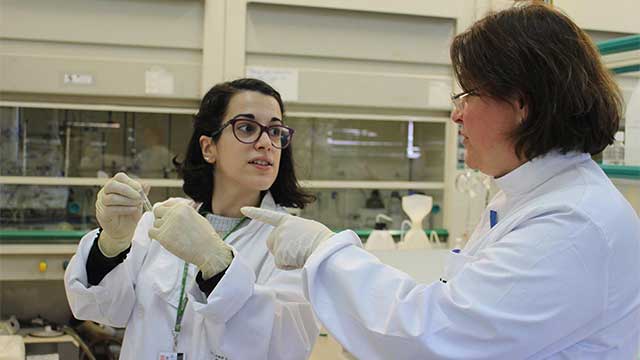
[65,193,319,360]
[303,151,640,359]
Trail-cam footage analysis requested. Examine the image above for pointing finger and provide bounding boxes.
[241,207,288,226]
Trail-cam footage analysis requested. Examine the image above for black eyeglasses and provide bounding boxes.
[450,89,477,112]
[211,116,295,149]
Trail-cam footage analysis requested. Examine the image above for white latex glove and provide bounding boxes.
[148,200,233,279]
[240,207,334,270]
[96,172,149,257]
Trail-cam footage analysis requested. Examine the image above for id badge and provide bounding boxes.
[158,352,186,360]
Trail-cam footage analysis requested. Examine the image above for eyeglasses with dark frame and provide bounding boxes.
[450,89,478,112]
[210,115,295,149]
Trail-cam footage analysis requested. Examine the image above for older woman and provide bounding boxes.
[243,3,640,359]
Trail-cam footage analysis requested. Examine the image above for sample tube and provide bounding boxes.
[139,189,153,212]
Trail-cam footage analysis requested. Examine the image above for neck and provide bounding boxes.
[490,152,528,178]
[493,164,520,178]
[211,185,261,218]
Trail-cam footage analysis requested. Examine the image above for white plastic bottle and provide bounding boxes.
[625,81,640,166]
[365,214,396,251]
[603,131,625,165]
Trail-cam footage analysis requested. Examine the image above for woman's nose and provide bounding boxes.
[451,108,463,125]
[254,130,272,150]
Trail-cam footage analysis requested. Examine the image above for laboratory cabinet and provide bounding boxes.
[597,35,640,215]
[1,0,463,245]
[0,106,449,237]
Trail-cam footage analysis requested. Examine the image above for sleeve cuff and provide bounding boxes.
[86,228,131,286]
[302,230,362,301]
[188,247,256,323]
[196,269,227,296]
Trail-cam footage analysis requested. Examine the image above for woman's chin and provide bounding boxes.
[244,180,276,193]
[232,173,277,193]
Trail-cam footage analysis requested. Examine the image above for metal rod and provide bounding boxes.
[20,108,26,176]
[66,121,120,129]
[64,110,71,177]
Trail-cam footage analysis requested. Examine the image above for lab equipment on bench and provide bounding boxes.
[625,81,640,165]
[365,214,395,250]
[603,131,625,165]
[399,194,432,250]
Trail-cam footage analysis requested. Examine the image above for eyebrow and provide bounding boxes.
[232,113,283,123]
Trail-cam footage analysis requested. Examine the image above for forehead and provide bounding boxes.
[225,91,282,120]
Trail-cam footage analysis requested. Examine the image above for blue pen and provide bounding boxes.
[490,210,498,228]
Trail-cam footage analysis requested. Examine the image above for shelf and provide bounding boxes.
[0,230,87,244]
[0,230,87,240]
[300,180,444,190]
[0,176,182,187]
[0,229,449,245]
[597,35,640,56]
[0,100,197,115]
[0,176,445,190]
[351,228,448,238]
[598,35,640,75]
[612,65,640,75]
[600,164,640,180]
[0,102,451,123]
[287,111,449,123]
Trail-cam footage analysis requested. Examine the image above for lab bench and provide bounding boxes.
[352,228,448,241]
[20,328,80,359]
[0,231,79,281]
[0,244,76,281]
[0,228,449,281]
[600,164,640,180]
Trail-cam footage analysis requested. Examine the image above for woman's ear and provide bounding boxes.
[199,135,217,164]
[515,96,528,123]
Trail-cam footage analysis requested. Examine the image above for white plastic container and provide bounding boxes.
[624,81,640,165]
[365,214,396,251]
[399,194,433,250]
[603,131,625,165]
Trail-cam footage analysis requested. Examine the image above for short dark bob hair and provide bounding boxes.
[450,1,622,160]
[174,78,314,209]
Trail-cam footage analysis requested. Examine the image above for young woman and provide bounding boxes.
[65,78,319,359]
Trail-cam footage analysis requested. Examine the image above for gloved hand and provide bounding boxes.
[148,199,233,280]
[96,172,149,257]
[240,207,334,270]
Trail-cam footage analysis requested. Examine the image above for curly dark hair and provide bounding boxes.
[173,78,314,209]
[450,1,622,161]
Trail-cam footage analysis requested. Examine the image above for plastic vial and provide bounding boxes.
[603,131,625,165]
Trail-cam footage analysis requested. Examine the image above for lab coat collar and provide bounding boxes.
[223,191,280,247]
[260,191,277,210]
[200,191,279,246]
[494,150,591,197]
[238,192,278,235]
[199,191,277,215]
